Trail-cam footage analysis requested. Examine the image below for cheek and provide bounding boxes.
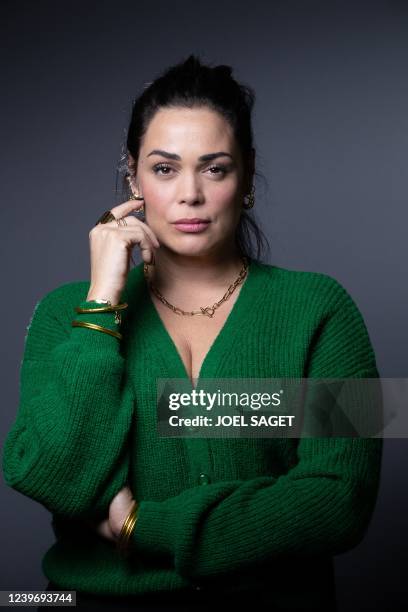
[212,181,240,207]
[142,184,169,218]
[214,189,241,217]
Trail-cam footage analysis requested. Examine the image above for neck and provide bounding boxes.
[145,246,246,296]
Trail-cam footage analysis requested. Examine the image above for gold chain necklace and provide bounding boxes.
[143,256,249,318]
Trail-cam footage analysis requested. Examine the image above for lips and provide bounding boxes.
[173,218,211,224]
[173,219,211,234]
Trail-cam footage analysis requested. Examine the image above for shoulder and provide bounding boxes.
[254,260,359,315]
[252,263,378,377]
[28,280,91,328]
[36,281,90,309]
[37,279,90,305]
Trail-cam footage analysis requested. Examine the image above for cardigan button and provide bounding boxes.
[199,473,210,485]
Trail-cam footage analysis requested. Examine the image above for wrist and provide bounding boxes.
[111,499,138,540]
[86,292,122,304]
[116,501,139,556]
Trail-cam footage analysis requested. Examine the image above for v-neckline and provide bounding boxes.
[142,257,258,390]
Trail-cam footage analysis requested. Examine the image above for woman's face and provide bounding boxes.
[131,106,249,258]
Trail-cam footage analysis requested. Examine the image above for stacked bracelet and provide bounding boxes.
[71,300,128,340]
[117,501,139,558]
[75,301,128,325]
[71,321,122,340]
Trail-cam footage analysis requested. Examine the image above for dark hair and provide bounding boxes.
[116,54,270,263]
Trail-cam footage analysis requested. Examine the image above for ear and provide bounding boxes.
[127,152,139,192]
[127,152,137,178]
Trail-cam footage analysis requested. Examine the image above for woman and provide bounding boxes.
[2,55,382,611]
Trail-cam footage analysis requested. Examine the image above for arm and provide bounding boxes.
[2,284,133,521]
[128,278,383,581]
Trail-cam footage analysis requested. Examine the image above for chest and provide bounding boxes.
[149,288,242,385]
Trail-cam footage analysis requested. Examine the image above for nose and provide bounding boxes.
[177,172,204,206]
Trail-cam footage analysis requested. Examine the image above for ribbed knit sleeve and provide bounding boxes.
[129,277,383,581]
[2,285,133,521]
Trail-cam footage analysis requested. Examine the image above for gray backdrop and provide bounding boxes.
[1,1,407,610]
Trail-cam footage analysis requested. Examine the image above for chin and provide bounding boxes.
[167,241,214,258]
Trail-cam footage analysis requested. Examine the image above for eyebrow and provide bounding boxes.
[146,149,233,162]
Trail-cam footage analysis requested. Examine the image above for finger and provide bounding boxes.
[118,485,134,497]
[95,518,114,541]
[120,216,160,248]
[139,243,156,265]
[115,223,160,255]
[110,199,145,219]
[96,212,161,250]
[139,235,158,264]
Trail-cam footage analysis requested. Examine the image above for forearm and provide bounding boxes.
[128,437,382,580]
[2,299,133,520]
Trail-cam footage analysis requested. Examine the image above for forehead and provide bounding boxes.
[142,106,235,150]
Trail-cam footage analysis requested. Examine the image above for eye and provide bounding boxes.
[152,163,173,175]
[207,164,228,176]
[151,162,229,177]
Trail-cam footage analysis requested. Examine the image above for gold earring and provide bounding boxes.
[127,175,145,208]
[132,195,145,215]
[243,185,255,209]
[131,194,145,209]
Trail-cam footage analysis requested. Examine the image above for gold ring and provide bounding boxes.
[95,210,116,225]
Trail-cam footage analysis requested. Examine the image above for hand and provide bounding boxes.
[87,199,160,303]
[87,485,136,544]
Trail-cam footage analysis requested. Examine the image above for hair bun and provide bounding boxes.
[214,64,233,79]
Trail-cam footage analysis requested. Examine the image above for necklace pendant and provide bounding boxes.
[201,306,215,318]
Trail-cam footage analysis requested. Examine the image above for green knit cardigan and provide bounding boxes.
[2,259,382,606]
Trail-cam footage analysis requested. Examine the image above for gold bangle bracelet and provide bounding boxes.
[117,501,139,556]
[75,302,128,314]
[71,321,122,340]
